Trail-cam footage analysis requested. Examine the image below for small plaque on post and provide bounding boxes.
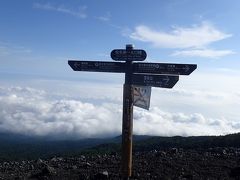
[111,49,147,61]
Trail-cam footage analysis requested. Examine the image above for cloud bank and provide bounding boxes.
[0,86,239,139]
[129,22,234,58]
[0,86,121,139]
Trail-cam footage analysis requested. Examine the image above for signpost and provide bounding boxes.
[68,44,197,179]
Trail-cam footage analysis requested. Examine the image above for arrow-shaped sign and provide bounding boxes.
[133,62,197,75]
[132,74,179,88]
[68,60,126,73]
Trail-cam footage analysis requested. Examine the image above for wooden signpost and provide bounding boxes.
[68,44,197,179]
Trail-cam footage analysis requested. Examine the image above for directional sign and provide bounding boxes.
[68,60,125,73]
[132,74,179,88]
[111,49,147,61]
[133,62,197,75]
[133,86,151,110]
[68,44,197,179]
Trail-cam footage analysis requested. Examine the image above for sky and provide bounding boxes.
[0,0,240,139]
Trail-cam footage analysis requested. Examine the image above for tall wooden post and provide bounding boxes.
[121,44,134,179]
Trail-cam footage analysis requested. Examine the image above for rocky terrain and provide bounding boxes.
[1,147,240,180]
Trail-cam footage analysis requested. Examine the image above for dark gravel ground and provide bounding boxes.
[1,147,240,180]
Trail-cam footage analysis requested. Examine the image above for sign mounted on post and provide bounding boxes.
[133,86,151,110]
[68,44,197,179]
[133,62,197,75]
[68,60,125,73]
[132,74,179,88]
[111,49,147,61]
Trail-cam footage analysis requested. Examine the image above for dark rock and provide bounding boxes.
[78,173,89,180]
[170,148,178,154]
[83,162,92,168]
[14,176,21,180]
[72,165,78,170]
[155,151,167,157]
[93,171,109,180]
[222,149,227,155]
[36,158,43,165]
[229,166,240,178]
[30,164,34,170]
[29,165,56,179]
[80,155,86,161]
[110,151,117,156]
[42,165,56,175]
[182,173,193,179]
[50,157,57,162]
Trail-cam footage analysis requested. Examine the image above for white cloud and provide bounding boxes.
[33,3,87,19]
[96,12,111,22]
[129,22,233,58]
[0,42,32,57]
[133,108,234,136]
[0,86,122,139]
[0,85,239,139]
[172,49,235,58]
[130,22,231,49]
[151,87,240,124]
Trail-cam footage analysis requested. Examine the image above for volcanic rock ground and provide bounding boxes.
[0,148,240,180]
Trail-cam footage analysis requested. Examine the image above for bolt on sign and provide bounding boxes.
[68,44,197,179]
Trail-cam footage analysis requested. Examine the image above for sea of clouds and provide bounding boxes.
[0,78,239,140]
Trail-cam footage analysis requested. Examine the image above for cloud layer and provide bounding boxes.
[0,86,121,139]
[130,22,234,58]
[0,85,239,139]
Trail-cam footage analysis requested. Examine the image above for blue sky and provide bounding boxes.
[0,0,240,139]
